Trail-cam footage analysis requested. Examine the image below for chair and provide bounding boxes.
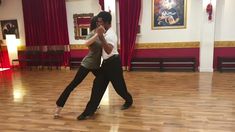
[69,57,82,70]
[41,50,64,70]
[50,50,64,69]
[27,50,41,70]
[12,50,33,69]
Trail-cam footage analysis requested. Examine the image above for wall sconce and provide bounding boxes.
[203,0,216,22]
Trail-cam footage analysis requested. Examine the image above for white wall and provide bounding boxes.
[137,0,202,43]
[0,0,25,45]
[0,0,101,45]
[0,0,235,45]
[66,0,101,44]
[215,0,235,41]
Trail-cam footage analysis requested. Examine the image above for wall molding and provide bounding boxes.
[0,45,7,50]
[70,44,88,50]
[136,42,199,49]
[214,41,235,47]
[17,46,26,51]
[70,42,200,50]
[16,41,235,50]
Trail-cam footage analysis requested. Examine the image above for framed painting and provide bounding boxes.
[73,13,93,40]
[0,19,20,39]
[152,0,187,30]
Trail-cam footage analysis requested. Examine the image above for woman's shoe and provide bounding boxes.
[54,106,62,119]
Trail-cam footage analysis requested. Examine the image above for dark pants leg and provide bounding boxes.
[82,72,109,115]
[56,66,91,107]
[81,56,132,115]
[103,57,132,103]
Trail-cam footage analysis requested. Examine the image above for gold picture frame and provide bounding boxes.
[152,0,187,30]
[73,13,93,39]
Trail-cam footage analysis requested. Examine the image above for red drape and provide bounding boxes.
[22,0,70,65]
[99,0,104,10]
[0,46,10,68]
[22,0,69,46]
[119,0,141,70]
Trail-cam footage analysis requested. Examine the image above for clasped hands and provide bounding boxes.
[96,26,105,37]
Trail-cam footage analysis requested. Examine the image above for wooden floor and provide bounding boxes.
[1,69,235,132]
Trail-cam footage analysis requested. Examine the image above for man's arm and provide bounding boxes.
[99,34,113,54]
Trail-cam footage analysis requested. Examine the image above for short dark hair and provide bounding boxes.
[97,11,112,24]
[90,16,98,31]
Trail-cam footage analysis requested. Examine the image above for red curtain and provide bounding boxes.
[22,0,69,46]
[0,46,10,68]
[119,0,141,70]
[22,0,70,65]
[99,0,104,10]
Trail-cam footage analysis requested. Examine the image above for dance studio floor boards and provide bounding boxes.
[0,69,235,132]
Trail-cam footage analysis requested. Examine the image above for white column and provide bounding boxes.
[104,0,117,33]
[199,0,217,72]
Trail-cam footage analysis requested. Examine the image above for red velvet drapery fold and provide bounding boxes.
[119,0,141,70]
[0,46,10,68]
[22,0,69,46]
[22,0,70,65]
[99,0,105,10]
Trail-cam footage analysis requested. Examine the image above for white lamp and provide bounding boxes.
[6,34,19,66]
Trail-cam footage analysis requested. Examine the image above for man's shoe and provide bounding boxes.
[77,113,94,120]
[77,113,88,120]
[121,101,133,110]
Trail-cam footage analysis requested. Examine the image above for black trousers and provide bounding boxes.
[82,55,133,115]
[56,65,99,107]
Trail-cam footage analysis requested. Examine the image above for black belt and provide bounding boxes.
[103,54,119,63]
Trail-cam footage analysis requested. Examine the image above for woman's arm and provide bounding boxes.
[84,33,99,47]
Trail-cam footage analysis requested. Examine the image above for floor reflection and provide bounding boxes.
[100,83,111,106]
[0,68,10,72]
[198,72,213,95]
[0,69,25,102]
[13,87,25,102]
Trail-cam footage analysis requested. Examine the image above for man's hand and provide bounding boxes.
[96,26,113,54]
[96,26,105,36]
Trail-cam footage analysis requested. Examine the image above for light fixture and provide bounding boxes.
[6,34,19,66]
